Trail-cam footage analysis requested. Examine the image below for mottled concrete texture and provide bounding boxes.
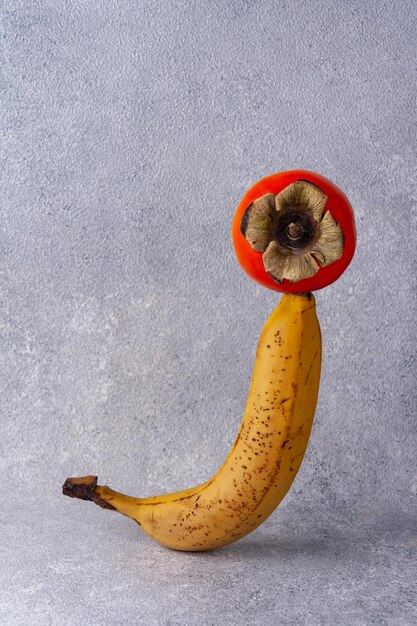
[1,1,416,624]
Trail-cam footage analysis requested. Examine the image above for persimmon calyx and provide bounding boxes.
[240,180,344,284]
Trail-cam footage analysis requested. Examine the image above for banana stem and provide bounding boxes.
[63,475,143,521]
[62,476,116,510]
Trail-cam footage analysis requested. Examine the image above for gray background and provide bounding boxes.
[1,1,416,624]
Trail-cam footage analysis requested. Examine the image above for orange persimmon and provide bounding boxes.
[232,170,356,293]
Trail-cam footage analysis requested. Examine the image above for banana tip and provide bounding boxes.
[62,475,116,510]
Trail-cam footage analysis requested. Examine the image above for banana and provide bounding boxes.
[63,292,321,551]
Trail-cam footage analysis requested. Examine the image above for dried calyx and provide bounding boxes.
[240,180,344,283]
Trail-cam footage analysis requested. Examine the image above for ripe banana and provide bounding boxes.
[63,292,321,551]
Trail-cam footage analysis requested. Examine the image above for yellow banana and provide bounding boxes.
[63,292,321,551]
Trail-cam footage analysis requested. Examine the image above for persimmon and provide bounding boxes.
[232,170,356,293]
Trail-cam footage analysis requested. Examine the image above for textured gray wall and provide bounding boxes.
[1,1,416,624]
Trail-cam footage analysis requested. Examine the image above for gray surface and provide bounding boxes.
[1,1,416,624]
